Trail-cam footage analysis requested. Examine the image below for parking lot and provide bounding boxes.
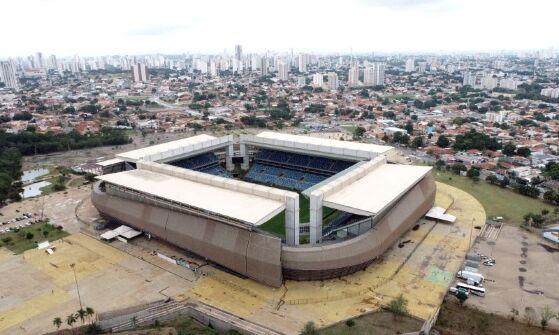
[466,224,559,329]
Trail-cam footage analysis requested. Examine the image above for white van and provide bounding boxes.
[457,270,484,286]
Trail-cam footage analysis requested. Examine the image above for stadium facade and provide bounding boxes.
[91,132,436,287]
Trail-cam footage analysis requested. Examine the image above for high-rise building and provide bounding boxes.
[499,78,519,91]
[417,62,427,73]
[312,73,323,87]
[33,52,44,69]
[260,57,268,76]
[48,55,58,71]
[364,63,385,86]
[541,87,559,99]
[481,75,498,90]
[463,72,476,86]
[0,61,19,90]
[327,72,339,91]
[209,61,218,77]
[297,76,306,87]
[298,54,307,73]
[348,66,359,87]
[277,61,289,81]
[405,58,415,72]
[235,45,242,61]
[131,63,149,82]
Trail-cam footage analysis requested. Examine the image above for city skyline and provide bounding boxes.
[2,0,559,58]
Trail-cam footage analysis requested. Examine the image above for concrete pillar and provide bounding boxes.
[240,143,249,170]
[225,144,234,171]
[284,194,300,246]
[309,190,323,244]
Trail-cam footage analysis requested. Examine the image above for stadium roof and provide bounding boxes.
[255,131,394,157]
[98,169,285,226]
[116,134,218,162]
[323,164,432,216]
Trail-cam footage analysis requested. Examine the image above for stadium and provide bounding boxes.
[91,132,436,287]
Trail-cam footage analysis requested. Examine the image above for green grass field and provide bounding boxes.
[258,195,337,238]
[434,170,555,225]
[0,222,69,254]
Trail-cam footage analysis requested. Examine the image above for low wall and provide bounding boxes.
[91,182,283,287]
[281,173,436,280]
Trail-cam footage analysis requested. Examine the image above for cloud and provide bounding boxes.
[128,24,191,36]
[361,0,446,9]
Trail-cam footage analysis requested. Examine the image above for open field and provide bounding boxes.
[0,222,68,254]
[433,170,555,225]
[319,311,422,335]
[436,299,559,335]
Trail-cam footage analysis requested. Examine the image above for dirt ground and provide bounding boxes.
[436,298,559,335]
[466,224,559,330]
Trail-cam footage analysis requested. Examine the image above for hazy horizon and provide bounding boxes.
[2,0,558,58]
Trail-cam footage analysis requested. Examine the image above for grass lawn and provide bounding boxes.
[319,311,422,335]
[258,195,337,238]
[0,222,69,254]
[434,170,555,225]
[436,299,557,335]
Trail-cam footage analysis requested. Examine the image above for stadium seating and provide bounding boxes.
[245,149,356,191]
[168,152,231,178]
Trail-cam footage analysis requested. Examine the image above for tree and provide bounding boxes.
[411,136,424,148]
[456,290,468,305]
[386,294,408,318]
[404,121,414,134]
[502,143,516,156]
[77,308,87,324]
[53,317,62,333]
[66,314,77,332]
[436,135,450,148]
[435,160,445,170]
[353,126,366,140]
[84,173,96,183]
[516,147,531,157]
[466,167,480,180]
[299,322,318,335]
[486,174,499,185]
[539,306,555,329]
[85,306,95,324]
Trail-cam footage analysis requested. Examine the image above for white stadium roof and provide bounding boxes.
[116,134,218,162]
[98,169,285,225]
[255,131,394,157]
[323,164,432,216]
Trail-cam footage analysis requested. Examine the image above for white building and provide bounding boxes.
[260,57,268,76]
[312,73,323,87]
[348,66,359,87]
[481,75,498,90]
[405,58,415,72]
[327,72,339,91]
[499,78,520,91]
[298,54,308,73]
[277,61,289,81]
[541,87,559,99]
[131,63,149,82]
[364,62,385,86]
[463,72,476,86]
[0,61,19,90]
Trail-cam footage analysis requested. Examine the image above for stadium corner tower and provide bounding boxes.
[91,132,435,287]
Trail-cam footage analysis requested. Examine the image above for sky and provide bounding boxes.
[1,0,558,57]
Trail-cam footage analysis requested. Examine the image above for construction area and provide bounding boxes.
[0,181,483,335]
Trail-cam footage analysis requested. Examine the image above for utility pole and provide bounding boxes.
[70,263,83,310]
